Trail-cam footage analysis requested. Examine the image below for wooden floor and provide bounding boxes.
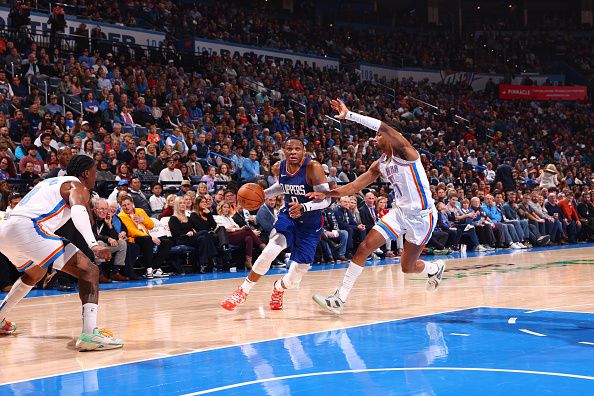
[2,246,594,385]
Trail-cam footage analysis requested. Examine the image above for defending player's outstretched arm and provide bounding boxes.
[330,98,418,162]
[308,161,381,201]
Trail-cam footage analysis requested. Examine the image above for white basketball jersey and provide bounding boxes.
[378,153,434,212]
[10,176,80,235]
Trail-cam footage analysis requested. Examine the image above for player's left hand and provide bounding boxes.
[288,202,304,219]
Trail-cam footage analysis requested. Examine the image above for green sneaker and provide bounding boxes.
[75,328,124,351]
[0,319,17,335]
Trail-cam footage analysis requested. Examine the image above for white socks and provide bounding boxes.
[82,303,98,334]
[240,278,255,293]
[0,278,33,322]
[338,262,364,302]
[274,279,284,291]
[421,260,439,276]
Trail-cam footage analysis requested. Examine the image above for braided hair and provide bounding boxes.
[66,155,95,178]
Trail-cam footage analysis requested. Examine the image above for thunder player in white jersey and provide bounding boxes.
[310,99,445,314]
[0,155,124,350]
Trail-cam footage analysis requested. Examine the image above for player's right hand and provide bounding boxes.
[330,99,349,119]
[92,245,112,261]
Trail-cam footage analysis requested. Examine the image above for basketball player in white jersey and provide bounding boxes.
[310,99,445,314]
[0,155,124,350]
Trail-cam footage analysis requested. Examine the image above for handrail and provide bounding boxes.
[206,151,239,176]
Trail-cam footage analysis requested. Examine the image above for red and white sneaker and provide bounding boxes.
[0,319,17,335]
[221,287,248,311]
[269,287,284,310]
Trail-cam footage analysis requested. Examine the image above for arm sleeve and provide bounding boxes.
[70,205,99,249]
[264,182,283,198]
[302,183,331,212]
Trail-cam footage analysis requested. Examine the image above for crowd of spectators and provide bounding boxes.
[0,14,592,292]
[5,0,594,75]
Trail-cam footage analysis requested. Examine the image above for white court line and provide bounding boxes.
[578,342,594,346]
[0,306,482,386]
[182,367,594,395]
[450,333,470,336]
[508,317,517,324]
[519,329,547,337]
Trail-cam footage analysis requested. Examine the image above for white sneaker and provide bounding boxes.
[511,242,522,249]
[76,327,124,351]
[517,242,527,249]
[374,248,383,254]
[312,290,344,315]
[144,267,154,279]
[475,245,488,252]
[426,260,446,291]
[152,269,168,278]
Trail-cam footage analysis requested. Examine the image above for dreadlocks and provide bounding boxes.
[66,155,95,178]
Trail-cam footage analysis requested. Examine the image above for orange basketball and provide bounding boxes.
[237,183,265,211]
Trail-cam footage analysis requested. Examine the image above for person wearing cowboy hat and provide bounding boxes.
[539,164,559,189]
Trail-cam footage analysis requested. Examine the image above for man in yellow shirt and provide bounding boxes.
[118,196,173,278]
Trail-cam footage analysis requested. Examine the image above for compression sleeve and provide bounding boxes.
[71,205,99,249]
[346,111,382,131]
[264,182,284,198]
[302,183,331,212]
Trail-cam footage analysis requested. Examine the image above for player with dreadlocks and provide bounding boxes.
[0,155,124,350]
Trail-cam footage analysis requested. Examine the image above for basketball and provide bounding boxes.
[237,183,265,210]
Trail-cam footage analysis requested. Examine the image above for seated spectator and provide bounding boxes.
[240,150,262,182]
[165,127,189,156]
[469,197,499,248]
[149,182,166,214]
[92,198,128,282]
[334,196,366,258]
[482,194,523,249]
[215,202,265,269]
[19,145,44,175]
[168,196,218,273]
[159,157,183,186]
[160,193,176,218]
[201,166,217,193]
[215,163,232,183]
[256,196,277,240]
[320,206,348,262]
[118,196,173,278]
[529,191,563,244]
[190,195,231,270]
[577,192,594,241]
[128,176,152,216]
[517,194,551,246]
[185,150,205,178]
[4,192,22,216]
[557,191,582,243]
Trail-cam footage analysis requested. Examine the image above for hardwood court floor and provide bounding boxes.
[1,246,594,385]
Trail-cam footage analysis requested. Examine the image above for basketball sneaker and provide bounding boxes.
[269,286,284,310]
[426,260,446,291]
[312,290,344,315]
[0,319,16,335]
[75,328,124,351]
[221,287,248,311]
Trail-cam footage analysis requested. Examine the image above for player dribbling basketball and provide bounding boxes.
[221,139,331,311]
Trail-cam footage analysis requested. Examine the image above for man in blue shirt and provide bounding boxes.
[481,194,522,248]
[240,149,261,182]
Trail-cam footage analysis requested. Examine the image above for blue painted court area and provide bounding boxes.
[10,242,594,299]
[2,307,594,395]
